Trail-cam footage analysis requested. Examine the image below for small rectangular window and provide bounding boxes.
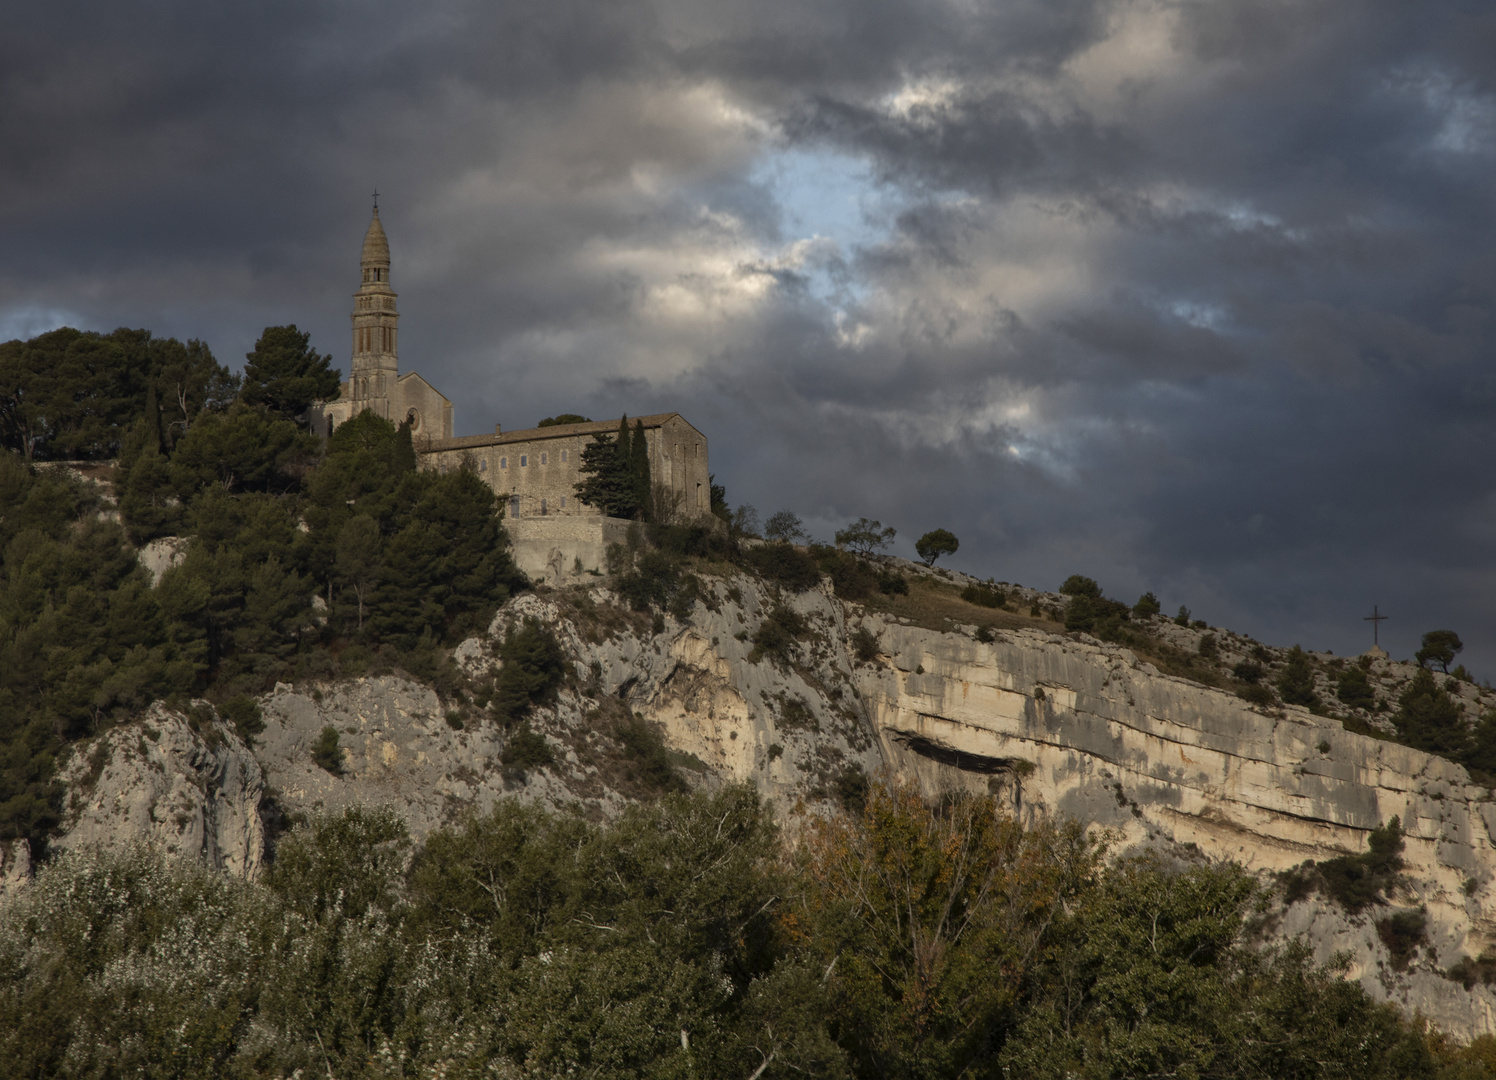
[540,452,548,465]
[560,496,566,508]
[509,496,519,517]
[540,498,547,515]
[520,455,528,467]
[478,459,487,472]
[560,449,569,463]
[500,457,507,469]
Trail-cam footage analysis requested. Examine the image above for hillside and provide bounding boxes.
[6,326,1496,1075]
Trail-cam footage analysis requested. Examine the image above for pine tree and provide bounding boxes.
[240,325,341,423]
[1392,667,1468,758]
[574,415,640,518]
[1276,646,1320,711]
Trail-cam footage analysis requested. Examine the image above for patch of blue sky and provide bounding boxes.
[750,147,897,305]
[0,305,81,343]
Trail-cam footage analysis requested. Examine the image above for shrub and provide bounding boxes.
[615,548,680,611]
[1336,665,1375,709]
[613,713,686,794]
[877,569,908,595]
[1318,817,1406,913]
[851,627,880,662]
[743,541,821,592]
[834,766,870,814]
[1059,575,1101,598]
[1276,646,1320,711]
[974,625,996,644]
[492,617,566,724]
[1133,592,1161,618]
[1064,594,1130,636]
[1237,683,1276,708]
[961,583,1005,608]
[1392,667,1467,758]
[1198,634,1220,661]
[218,695,264,743]
[1376,909,1427,971]
[817,547,877,600]
[1233,661,1263,684]
[1175,605,1191,626]
[750,605,809,665]
[500,723,554,771]
[311,725,342,774]
[1446,948,1496,989]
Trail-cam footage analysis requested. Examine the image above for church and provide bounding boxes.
[309,205,712,583]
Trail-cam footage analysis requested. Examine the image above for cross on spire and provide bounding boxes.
[1364,604,1388,647]
[372,188,379,212]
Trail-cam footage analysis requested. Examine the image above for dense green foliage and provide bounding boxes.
[914,528,958,566]
[239,325,341,423]
[1418,630,1466,674]
[1060,575,1133,636]
[1277,645,1322,710]
[0,327,239,461]
[574,415,652,519]
[0,784,1475,1079]
[0,327,524,855]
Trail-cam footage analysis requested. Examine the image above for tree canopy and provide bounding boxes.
[574,415,651,520]
[1417,630,1465,674]
[0,326,522,856]
[914,528,958,566]
[239,324,341,422]
[0,782,1466,1079]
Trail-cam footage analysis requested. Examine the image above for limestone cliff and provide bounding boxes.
[36,567,1496,1037]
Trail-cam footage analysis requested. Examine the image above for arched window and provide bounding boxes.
[560,449,568,463]
[500,457,507,469]
[478,459,487,472]
[540,452,548,465]
[520,455,528,467]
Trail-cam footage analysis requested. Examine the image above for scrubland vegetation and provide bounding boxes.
[5,779,1487,1080]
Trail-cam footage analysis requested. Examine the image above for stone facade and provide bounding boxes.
[420,413,711,522]
[307,208,712,545]
[307,206,454,440]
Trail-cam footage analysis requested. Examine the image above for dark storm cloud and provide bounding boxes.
[2,0,1494,670]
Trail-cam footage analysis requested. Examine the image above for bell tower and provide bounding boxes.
[350,196,399,417]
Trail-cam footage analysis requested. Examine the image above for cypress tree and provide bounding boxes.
[575,415,638,518]
[631,418,651,520]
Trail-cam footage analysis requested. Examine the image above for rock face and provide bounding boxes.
[53,704,265,879]
[37,569,1496,1037]
[853,620,1496,1037]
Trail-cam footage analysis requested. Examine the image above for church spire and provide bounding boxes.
[350,199,399,414]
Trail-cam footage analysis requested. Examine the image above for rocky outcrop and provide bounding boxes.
[53,704,265,879]
[853,619,1496,1035]
[35,567,1496,1037]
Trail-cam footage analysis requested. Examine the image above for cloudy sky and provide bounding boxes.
[3,0,1494,672]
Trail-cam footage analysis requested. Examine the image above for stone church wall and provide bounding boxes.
[419,413,710,522]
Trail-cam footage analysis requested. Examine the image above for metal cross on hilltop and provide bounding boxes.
[1364,604,1388,646]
